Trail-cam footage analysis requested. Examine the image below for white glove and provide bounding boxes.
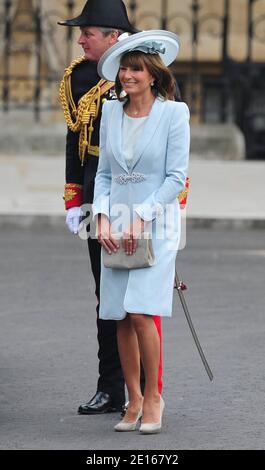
[66,206,82,234]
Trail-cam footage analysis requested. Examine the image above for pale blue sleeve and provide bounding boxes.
[134,102,190,221]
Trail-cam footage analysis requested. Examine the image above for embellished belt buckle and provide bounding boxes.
[114,172,146,184]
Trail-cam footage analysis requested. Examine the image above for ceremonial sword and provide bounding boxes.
[174,270,214,382]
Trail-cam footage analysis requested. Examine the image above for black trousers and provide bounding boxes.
[87,236,125,408]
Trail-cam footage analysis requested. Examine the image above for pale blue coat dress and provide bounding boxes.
[92,97,190,320]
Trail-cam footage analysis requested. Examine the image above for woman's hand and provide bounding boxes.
[123,215,145,255]
[96,214,120,254]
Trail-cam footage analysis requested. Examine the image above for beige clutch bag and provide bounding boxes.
[103,235,155,270]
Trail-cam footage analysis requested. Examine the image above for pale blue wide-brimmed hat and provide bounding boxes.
[98,30,180,81]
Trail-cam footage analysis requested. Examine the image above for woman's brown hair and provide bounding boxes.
[115,51,176,102]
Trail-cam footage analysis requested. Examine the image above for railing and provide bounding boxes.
[1,0,80,119]
[0,0,265,156]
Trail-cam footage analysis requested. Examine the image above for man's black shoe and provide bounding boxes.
[120,401,129,417]
[78,391,120,415]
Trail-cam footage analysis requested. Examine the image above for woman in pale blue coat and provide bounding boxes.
[93,31,190,434]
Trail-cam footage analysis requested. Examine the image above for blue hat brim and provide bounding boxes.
[98,30,180,81]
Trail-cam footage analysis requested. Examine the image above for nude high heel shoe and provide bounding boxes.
[114,408,142,432]
[139,396,165,434]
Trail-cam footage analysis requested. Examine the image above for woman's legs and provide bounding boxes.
[130,314,161,424]
[153,316,163,394]
[116,316,143,422]
[139,316,163,395]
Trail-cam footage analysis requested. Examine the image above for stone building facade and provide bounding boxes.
[1,0,265,156]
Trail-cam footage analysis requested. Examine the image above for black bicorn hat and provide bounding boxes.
[58,0,139,34]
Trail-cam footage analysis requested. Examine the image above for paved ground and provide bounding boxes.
[0,226,264,450]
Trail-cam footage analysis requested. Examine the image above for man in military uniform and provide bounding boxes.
[59,0,163,415]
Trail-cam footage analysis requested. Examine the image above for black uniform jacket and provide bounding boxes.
[65,59,115,204]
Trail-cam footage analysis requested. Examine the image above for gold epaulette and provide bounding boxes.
[59,56,114,165]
